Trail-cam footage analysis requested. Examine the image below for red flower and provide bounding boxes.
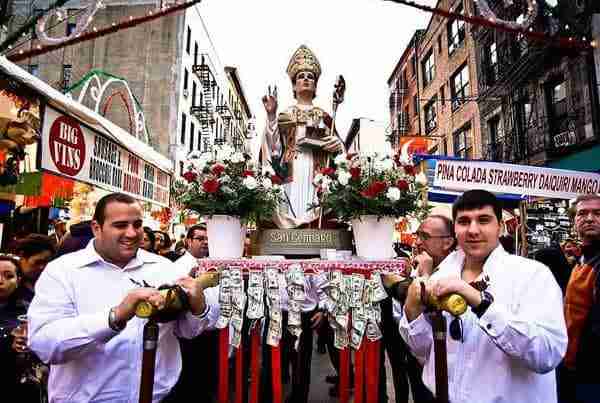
[360,181,388,198]
[271,175,283,185]
[182,170,197,183]
[350,167,361,180]
[211,163,226,176]
[202,179,220,193]
[321,167,335,177]
[396,179,409,191]
[243,170,254,177]
[403,165,416,176]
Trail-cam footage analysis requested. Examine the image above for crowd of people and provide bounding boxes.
[0,190,598,403]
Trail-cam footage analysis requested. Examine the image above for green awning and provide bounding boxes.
[548,144,600,172]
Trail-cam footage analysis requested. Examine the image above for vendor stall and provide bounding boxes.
[419,155,600,256]
[0,56,173,243]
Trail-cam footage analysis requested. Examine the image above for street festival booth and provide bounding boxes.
[0,57,171,231]
[421,155,600,256]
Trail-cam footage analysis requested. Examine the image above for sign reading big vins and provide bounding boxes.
[41,107,170,206]
[434,159,600,200]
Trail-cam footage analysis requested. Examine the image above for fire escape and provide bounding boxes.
[473,0,554,163]
[192,54,216,150]
[388,78,409,150]
[215,92,231,148]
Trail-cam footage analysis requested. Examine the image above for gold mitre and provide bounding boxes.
[286,45,322,82]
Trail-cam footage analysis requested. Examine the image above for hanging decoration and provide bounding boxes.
[35,0,106,46]
[382,0,592,50]
[8,0,201,63]
[65,69,150,144]
[474,0,538,31]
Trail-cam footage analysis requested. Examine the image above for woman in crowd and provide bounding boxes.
[0,254,43,401]
[141,227,156,253]
[154,231,180,261]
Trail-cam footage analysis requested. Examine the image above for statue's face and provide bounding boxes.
[294,71,316,97]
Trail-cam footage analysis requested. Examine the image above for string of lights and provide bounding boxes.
[6,0,201,63]
[382,0,595,51]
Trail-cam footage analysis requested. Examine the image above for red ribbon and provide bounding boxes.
[249,325,261,403]
[339,346,351,403]
[218,327,229,403]
[354,342,366,403]
[365,339,382,401]
[235,344,243,403]
[271,345,282,403]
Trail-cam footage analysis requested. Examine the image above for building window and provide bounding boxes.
[411,55,417,78]
[422,50,435,87]
[485,41,498,85]
[550,81,567,118]
[28,64,39,77]
[62,64,72,89]
[442,138,448,155]
[194,41,199,65]
[451,64,470,111]
[183,68,189,92]
[186,26,191,55]
[440,85,446,108]
[424,96,437,134]
[453,123,472,158]
[438,35,442,55]
[180,113,187,144]
[487,116,502,160]
[413,94,419,116]
[66,21,76,36]
[448,4,466,54]
[179,161,184,176]
[192,81,197,107]
[189,121,195,153]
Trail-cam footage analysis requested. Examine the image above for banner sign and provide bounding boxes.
[41,107,170,207]
[433,159,600,200]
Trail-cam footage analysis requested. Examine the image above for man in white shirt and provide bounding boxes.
[399,189,567,403]
[28,192,219,403]
[169,223,218,402]
[175,224,208,276]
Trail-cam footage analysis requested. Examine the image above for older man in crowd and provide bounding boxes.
[564,194,600,403]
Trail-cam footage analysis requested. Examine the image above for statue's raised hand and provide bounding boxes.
[262,85,278,121]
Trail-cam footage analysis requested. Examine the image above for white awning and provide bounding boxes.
[0,57,172,173]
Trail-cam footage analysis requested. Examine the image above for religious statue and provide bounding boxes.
[260,45,344,229]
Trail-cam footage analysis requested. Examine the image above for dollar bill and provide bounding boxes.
[372,273,389,303]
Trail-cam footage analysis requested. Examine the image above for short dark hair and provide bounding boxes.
[0,255,22,277]
[186,224,207,239]
[93,193,138,226]
[15,234,55,258]
[452,190,502,222]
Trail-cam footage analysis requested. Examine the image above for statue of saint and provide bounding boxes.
[261,45,343,229]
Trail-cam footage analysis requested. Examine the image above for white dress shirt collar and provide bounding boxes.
[77,240,163,272]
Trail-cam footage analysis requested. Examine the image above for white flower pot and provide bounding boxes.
[351,215,395,260]
[205,215,246,258]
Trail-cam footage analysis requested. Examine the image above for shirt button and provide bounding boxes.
[486,324,492,330]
